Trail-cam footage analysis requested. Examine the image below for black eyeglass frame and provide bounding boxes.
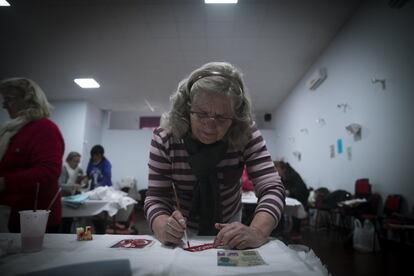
[190,110,233,124]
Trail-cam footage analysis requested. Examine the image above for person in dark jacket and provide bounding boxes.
[275,161,309,236]
[86,145,112,190]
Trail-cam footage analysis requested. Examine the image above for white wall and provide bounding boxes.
[261,129,277,160]
[101,111,153,190]
[272,0,414,211]
[102,127,277,191]
[82,103,104,169]
[50,101,104,170]
[50,101,87,163]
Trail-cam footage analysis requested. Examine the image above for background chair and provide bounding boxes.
[354,178,371,199]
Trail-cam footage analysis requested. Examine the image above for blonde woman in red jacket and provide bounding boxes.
[0,78,64,233]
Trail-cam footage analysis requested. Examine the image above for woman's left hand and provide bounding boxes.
[213,222,268,249]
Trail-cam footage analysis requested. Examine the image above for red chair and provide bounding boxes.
[355,178,371,199]
[383,194,402,217]
[362,194,403,250]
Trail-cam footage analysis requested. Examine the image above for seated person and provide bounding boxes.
[59,151,87,233]
[59,151,87,196]
[86,145,112,190]
[86,145,112,234]
[275,161,309,238]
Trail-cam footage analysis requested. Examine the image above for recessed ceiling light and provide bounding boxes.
[205,0,238,4]
[0,0,10,7]
[74,78,100,89]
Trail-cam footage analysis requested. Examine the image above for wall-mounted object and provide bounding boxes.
[316,118,326,126]
[371,78,386,90]
[264,113,272,122]
[347,146,352,161]
[345,123,362,141]
[292,151,301,161]
[330,144,335,158]
[307,68,327,90]
[337,139,343,154]
[288,136,295,143]
[300,128,309,134]
[337,103,350,113]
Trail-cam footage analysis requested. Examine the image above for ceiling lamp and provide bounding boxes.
[74,78,100,89]
[205,0,238,4]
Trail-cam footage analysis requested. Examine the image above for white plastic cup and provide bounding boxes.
[19,210,50,253]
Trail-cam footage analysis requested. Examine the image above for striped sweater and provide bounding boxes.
[144,125,285,231]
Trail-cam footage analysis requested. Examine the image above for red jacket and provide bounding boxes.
[0,118,64,232]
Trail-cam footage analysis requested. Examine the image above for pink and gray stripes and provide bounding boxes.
[144,126,285,231]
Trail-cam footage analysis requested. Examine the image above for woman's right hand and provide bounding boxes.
[153,210,187,245]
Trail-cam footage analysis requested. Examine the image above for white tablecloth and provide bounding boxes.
[242,192,307,219]
[62,199,123,217]
[62,187,137,217]
[0,233,328,276]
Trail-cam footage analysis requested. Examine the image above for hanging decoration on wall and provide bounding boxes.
[345,123,362,141]
[371,78,386,90]
[347,146,352,161]
[288,136,295,143]
[337,139,343,154]
[337,103,350,113]
[292,150,301,161]
[300,128,309,135]
[316,118,326,127]
[330,144,335,158]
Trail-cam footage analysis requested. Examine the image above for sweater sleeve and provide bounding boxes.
[58,165,74,195]
[101,159,112,186]
[244,126,285,225]
[144,128,175,230]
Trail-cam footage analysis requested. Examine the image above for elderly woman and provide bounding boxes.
[0,78,64,233]
[59,151,86,196]
[144,62,285,249]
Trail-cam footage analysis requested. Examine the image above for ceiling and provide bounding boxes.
[0,0,362,116]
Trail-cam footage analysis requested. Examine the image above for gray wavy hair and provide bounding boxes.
[0,77,52,120]
[66,151,81,163]
[161,61,253,149]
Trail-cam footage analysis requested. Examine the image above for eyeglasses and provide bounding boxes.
[190,111,233,125]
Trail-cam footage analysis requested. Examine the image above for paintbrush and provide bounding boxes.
[171,183,190,248]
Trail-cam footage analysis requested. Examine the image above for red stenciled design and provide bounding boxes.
[184,243,217,252]
[111,239,153,248]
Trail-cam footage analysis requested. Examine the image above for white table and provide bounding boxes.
[242,192,307,219]
[0,233,328,276]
